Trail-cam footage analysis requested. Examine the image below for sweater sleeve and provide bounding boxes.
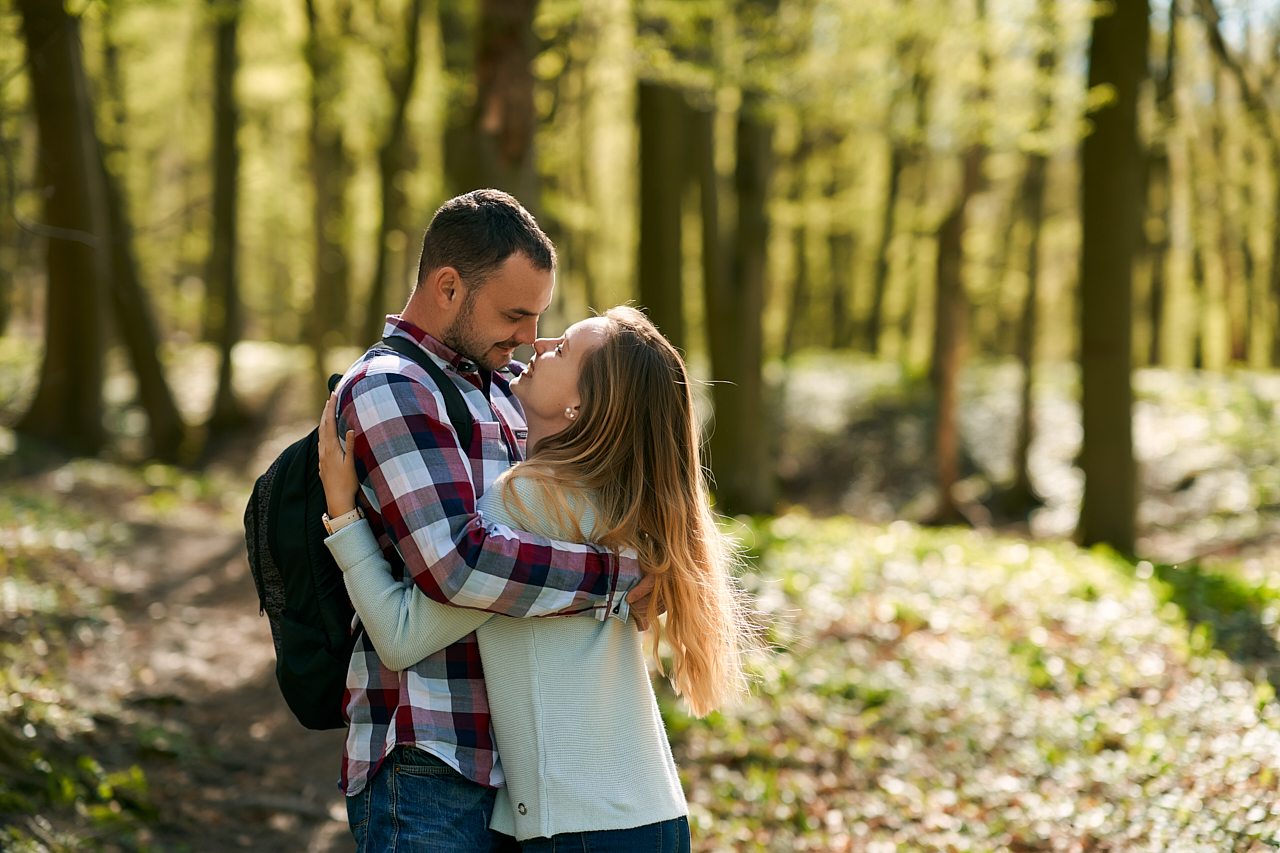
[325,518,489,671]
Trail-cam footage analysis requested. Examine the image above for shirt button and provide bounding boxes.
[612,605,620,614]
[518,803,527,815]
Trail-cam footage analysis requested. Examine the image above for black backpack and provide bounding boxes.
[244,337,474,730]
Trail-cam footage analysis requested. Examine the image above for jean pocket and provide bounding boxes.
[392,747,458,778]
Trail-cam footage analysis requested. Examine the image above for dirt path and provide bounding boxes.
[55,477,355,853]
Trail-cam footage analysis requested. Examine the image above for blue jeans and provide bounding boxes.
[346,746,519,853]
[517,817,691,853]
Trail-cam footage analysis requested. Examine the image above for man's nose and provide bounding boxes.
[514,316,539,347]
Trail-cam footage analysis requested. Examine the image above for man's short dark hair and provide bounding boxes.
[415,189,556,292]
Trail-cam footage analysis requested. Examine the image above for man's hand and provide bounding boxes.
[626,573,665,631]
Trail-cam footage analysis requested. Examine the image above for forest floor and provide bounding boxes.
[1,349,355,853]
[3,346,1280,851]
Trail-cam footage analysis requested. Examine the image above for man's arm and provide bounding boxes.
[326,518,488,670]
[340,362,640,620]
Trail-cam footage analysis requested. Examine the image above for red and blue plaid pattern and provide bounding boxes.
[336,317,639,796]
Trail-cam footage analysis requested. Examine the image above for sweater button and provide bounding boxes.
[518,803,527,815]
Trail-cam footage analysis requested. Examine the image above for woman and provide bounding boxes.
[318,306,752,851]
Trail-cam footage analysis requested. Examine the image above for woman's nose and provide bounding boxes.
[532,337,558,355]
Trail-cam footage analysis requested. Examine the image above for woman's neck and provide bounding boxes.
[523,416,559,455]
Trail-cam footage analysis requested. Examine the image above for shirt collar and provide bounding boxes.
[382,315,482,374]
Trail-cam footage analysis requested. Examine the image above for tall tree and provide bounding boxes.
[827,152,856,349]
[1003,0,1058,517]
[453,0,539,207]
[929,0,991,526]
[704,89,774,515]
[637,82,689,352]
[783,138,813,357]
[206,0,245,432]
[361,0,427,346]
[14,0,110,455]
[867,31,930,355]
[98,6,187,461]
[1144,0,1179,366]
[305,0,353,394]
[1076,0,1150,552]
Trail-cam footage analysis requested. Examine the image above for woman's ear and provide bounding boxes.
[564,405,580,421]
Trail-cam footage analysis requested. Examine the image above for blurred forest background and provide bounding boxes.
[5,0,1280,850]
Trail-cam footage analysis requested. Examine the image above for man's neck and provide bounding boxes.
[400,296,446,344]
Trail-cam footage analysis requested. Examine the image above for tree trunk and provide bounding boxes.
[100,155,188,460]
[361,0,426,347]
[305,0,352,400]
[1004,152,1048,517]
[1146,171,1169,367]
[828,158,856,349]
[1271,145,1280,367]
[1076,0,1149,553]
[637,82,689,352]
[206,0,244,433]
[693,99,722,354]
[867,143,907,355]
[97,9,187,461]
[783,222,809,357]
[452,0,539,208]
[929,186,971,526]
[782,142,811,357]
[928,0,989,526]
[896,65,934,362]
[704,93,774,515]
[13,0,109,456]
[1145,109,1172,368]
[1004,0,1057,516]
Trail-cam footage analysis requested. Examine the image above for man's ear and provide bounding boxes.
[430,267,463,311]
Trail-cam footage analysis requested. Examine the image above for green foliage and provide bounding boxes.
[0,485,158,849]
[667,513,1280,851]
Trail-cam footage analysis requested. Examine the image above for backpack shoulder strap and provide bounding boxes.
[378,336,474,452]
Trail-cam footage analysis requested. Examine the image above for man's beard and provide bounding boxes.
[441,292,515,371]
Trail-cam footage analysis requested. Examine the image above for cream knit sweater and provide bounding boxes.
[324,475,687,841]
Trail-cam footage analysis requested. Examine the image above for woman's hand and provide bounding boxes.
[319,392,359,517]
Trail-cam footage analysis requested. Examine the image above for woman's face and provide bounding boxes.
[511,318,608,426]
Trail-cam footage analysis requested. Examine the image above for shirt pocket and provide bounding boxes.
[469,420,510,496]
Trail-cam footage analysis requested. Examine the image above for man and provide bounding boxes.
[334,190,644,851]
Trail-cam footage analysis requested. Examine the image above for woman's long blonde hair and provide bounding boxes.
[502,306,751,717]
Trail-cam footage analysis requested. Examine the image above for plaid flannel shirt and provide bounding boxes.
[336,317,640,796]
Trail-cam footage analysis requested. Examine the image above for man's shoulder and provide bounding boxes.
[342,345,450,398]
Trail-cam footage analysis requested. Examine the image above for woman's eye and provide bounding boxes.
[555,344,563,355]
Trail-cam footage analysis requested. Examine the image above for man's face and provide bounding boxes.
[441,253,554,371]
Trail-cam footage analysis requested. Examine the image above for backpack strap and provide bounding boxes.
[378,336,474,453]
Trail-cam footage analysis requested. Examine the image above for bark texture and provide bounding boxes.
[14,0,109,455]
[704,94,775,515]
[1076,0,1150,551]
[361,0,426,345]
[206,0,245,432]
[637,82,689,352]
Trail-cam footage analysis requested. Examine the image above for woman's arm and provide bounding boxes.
[321,393,488,671]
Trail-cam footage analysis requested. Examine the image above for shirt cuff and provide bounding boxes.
[324,518,381,571]
[605,546,641,623]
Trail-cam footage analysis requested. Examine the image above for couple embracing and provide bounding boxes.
[315,189,753,852]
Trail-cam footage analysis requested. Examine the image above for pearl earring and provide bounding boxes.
[565,408,576,420]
